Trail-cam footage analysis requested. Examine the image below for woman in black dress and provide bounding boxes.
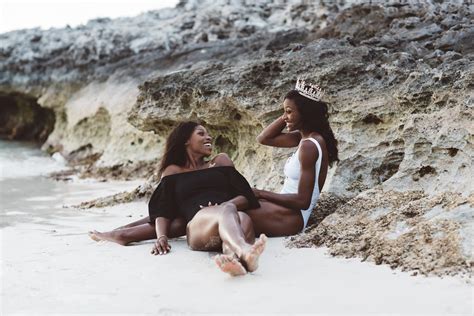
[90,121,267,276]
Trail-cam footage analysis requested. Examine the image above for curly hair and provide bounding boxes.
[285,90,339,166]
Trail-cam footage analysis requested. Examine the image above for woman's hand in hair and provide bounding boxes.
[151,235,171,255]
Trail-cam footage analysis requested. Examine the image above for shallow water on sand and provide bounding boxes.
[0,140,142,228]
[0,140,66,180]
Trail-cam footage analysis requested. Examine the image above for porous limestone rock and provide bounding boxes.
[1,0,472,275]
[0,0,333,171]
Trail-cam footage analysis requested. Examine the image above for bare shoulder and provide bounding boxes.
[211,153,234,167]
[161,164,182,178]
[310,133,327,149]
[298,139,318,165]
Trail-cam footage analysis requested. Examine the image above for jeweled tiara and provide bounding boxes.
[295,78,324,102]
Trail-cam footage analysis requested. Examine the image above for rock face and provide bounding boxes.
[1,0,472,275]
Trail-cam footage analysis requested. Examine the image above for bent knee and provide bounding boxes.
[219,202,238,217]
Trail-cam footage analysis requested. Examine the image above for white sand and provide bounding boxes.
[1,182,473,315]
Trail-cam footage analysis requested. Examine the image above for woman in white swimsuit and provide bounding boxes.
[99,79,338,239]
[246,79,339,236]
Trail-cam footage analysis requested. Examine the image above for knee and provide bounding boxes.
[219,202,238,218]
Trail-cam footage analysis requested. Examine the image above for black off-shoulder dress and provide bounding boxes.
[148,166,260,224]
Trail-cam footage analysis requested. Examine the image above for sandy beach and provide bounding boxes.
[1,0,474,314]
[1,178,472,315]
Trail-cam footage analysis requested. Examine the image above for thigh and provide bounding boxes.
[245,201,304,237]
[238,212,255,243]
[169,217,187,238]
[186,207,222,251]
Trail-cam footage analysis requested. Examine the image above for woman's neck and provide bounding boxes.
[299,129,314,139]
[184,151,208,170]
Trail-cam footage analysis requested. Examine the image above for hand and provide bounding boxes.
[199,201,219,209]
[151,236,171,255]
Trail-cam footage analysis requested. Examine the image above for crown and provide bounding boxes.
[295,78,324,102]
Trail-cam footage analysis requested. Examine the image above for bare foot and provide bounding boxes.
[88,230,127,245]
[241,234,267,273]
[88,230,102,242]
[215,254,247,277]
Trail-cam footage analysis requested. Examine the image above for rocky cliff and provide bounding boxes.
[1,0,472,276]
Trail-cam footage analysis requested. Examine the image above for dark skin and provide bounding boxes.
[89,126,241,247]
[101,98,330,238]
[89,126,267,275]
[147,126,267,275]
[246,98,329,236]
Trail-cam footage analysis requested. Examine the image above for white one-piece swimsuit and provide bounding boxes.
[280,137,323,230]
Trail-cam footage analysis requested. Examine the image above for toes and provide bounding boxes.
[215,255,247,276]
[214,255,228,267]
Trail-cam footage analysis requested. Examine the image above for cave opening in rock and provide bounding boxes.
[0,92,55,143]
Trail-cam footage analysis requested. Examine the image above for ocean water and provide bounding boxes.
[0,140,66,180]
[0,140,141,228]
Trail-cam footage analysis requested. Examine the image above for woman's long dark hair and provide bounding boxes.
[285,90,339,166]
[159,121,200,175]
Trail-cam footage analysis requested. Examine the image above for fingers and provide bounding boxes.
[151,239,171,256]
[200,202,219,209]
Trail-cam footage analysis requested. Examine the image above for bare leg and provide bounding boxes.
[218,209,266,272]
[187,204,267,274]
[217,212,255,276]
[246,200,304,237]
[89,217,186,246]
[113,216,151,230]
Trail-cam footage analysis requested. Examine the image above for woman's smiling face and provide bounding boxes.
[185,125,213,156]
[282,98,302,132]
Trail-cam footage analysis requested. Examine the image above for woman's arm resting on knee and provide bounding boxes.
[256,116,301,148]
[151,217,171,255]
[225,195,249,211]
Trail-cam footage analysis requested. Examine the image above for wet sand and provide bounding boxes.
[1,183,472,315]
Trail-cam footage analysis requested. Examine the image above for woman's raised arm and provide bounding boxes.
[256,116,301,148]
